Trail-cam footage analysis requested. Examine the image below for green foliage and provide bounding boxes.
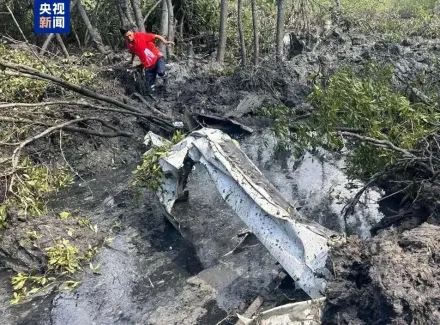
[77,216,98,233]
[0,157,73,227]
[89,263,101,274]
[0,46,96,102]
[0,205,7,229]
[26,231,42,248]
[46,239,82,274]
[10,211,105,304]
[335,0,440,40]
[132,131,185,191]
[10,273,54,305]
[298,62,439,179]
[10,234,100,304]
[182,0,221,37]
[258,104,296,151]
[59,211,70,220]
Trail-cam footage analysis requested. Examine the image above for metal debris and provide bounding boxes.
[145,128,343,299]
[236,297,326,325]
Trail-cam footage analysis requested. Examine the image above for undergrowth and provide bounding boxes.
[132,131,185,191]
[263,62,440,180]
[9,212,117,305]
[0,45,96,102]
[0,158,73,228]
[335,0,440,41]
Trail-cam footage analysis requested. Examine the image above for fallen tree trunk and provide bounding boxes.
[77,0,109,54]
[0,60,174,130]
[0,101,156,119]
[40,0,79,55]
[143,0,162,24]
[55,34,70,58]
[40,34,55,55]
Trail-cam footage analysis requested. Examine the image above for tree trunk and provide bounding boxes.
[334,0,341,24]
[56,34,69,58]
[77,0,108,54]
[250,0,259,65]
[179,12,185,42]
[40,34,55,55]
[130,0,145,31]
[166,0,174,58]
[115,0,125,25]
[143,0,162,24]
[237,0,246,66]
[40,0,79,55]
[159,0,169,56]
[275,0,285,62]
[116,0,135,27]
[217,0,228,63]
[126,0,136,24]
[72,23,82,48]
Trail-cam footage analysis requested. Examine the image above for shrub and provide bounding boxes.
[266,62,440,180]
[0,46,96,102]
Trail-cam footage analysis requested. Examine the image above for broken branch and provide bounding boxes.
[337,131,415,158]
[6,5,55,75]
[10,117,134,170]
[143,0,162,23]
[0,60,174,129]
[0,100,157,119]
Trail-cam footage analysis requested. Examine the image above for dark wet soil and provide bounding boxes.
[2,31,440,324]
[324,223,440,324]
[0,154,301,324]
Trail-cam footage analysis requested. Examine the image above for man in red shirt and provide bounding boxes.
[120,26,174,93]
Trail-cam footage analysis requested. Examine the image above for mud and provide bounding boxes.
[0,210,105,272]
[1,31,440,324]
[325,223,440,324]
[0,162,301,324]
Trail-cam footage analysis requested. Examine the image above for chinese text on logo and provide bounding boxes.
[34,1,70,34]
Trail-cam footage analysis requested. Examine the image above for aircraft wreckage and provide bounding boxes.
[144,127,345,323]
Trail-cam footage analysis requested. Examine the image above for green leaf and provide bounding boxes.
[59,211,70,219]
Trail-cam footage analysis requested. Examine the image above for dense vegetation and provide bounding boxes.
[3,0,440,60]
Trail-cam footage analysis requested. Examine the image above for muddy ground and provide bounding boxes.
[1,30,440,324]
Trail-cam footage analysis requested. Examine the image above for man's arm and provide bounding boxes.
[154,34,174,46]
[129,53,135,64]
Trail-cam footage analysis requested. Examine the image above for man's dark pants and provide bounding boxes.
[144,56,166,91]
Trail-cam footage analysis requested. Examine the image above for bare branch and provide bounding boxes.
[144,0,162,23]
[0,116,45,125]
[10,117,134,170]
[0,101,157,119]
[6,5,55,75]
[0,60,174,129]
[337,131,415,158]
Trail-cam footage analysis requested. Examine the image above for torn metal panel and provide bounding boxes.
[193,112,254,134]
[146,128,343,299]
[236,297,326,325]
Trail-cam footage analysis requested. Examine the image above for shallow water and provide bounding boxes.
[239,130,384,239]
[1,129,384,324]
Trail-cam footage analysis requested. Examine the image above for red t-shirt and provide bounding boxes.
[126,32,163,68]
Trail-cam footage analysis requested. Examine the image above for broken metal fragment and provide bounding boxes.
[144,128,344,299]
[236,297,326,325]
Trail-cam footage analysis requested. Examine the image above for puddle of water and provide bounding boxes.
[238,130,384,239]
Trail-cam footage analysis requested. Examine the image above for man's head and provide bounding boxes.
[120,25,136,42]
